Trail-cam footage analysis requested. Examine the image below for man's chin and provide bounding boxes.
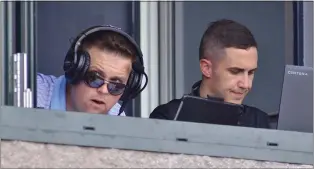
[224,99,243,105]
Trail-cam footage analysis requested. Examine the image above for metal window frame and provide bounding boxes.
[140,1,178,114]
[140,2,160,118]
[293,1,304,66]
[302,1,313,67]
[1,2,16,106]
[0,106,312,165]
[174,2,185,99]
[19,1,37,108]
[158,1,175,104]
[1,1,36,108]
[284,1,294,65]
[0,2,5,106]
[129,1,142,117]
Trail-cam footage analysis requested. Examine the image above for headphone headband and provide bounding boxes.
[73,25,143,65]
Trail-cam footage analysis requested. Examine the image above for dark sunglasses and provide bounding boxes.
[83,71,126,96]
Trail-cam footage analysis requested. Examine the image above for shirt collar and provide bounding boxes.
[190,80,202,96]
[190,80,228,102]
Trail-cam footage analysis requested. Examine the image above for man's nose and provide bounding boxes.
[239,74,251,89]
[97,83,109,94]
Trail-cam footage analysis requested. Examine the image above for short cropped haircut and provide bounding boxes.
[199,19,257,60]
[80,30,137,61]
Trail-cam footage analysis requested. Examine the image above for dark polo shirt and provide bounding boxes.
[149,80,270,129]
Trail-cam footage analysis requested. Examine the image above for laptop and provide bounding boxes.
[277,65,313,133]
[174,95,244,126]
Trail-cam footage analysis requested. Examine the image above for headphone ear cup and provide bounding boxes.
[128,71,136,89]
[79,51,91,80]
[120,70,135,101]
[128,71,143,99]
[120,62,145,101]
[64,49,75,82]
[131,72,142,93]
[67,51,90,85]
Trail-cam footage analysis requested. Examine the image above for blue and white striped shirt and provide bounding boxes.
[36,73,125,116]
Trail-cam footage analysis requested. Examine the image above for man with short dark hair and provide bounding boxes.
[37,25,147,116]
[150,19,269,128]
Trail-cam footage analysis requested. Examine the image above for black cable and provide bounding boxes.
[118,72,148,116]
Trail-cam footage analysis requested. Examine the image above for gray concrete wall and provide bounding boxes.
[1,141,312,168]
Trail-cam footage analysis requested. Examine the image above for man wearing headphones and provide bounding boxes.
[37,25,147,116]
[150,19,269,128]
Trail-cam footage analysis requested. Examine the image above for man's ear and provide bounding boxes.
[200,59,212,78]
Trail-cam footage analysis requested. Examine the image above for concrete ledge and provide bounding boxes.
[1,140,312,168]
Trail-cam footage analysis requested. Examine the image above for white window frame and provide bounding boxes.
[139,1,183,116]
[159,2,175,104]
[139,1,160,118]
[173,2,186,99]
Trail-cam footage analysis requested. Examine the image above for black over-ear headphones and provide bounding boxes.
[63,25,148,115]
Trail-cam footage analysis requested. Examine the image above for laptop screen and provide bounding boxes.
[277,65,313,133]
[174,95,244,126]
